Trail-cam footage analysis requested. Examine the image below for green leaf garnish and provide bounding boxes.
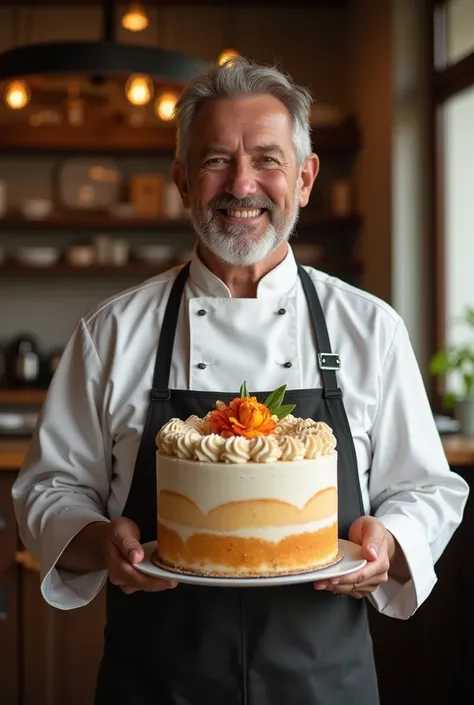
[273,403,296,419]
[240,381,249,398]
[263,384,287,413]
[236,381,295,420]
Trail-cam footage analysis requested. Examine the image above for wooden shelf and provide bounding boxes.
[0,262,175,277]
[0,259,363,279]
[0,214,192,233]
[0,118,360,155]
[0,213,362,233]
[0,388,46,405]
[0,124,178,155]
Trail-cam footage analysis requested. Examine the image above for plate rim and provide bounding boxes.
[135,538,367,587]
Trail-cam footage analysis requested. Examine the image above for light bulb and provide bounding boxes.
[217,48,240,66]
[125,75,153,106]
[154,91,178,121]
[4,79,30,109]
[122,1,149,32]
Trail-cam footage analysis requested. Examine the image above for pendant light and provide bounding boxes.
[122,1,149,32]
[4,79,30,109]
[126,74,154,106]
[217,49,240,66]
[0,0,205,88]
[154,91,178,121]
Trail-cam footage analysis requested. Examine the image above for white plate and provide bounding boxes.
[135,539,366,587]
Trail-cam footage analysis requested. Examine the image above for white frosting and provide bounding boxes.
[278,435,306,461]
[248,436,282,463]
[220,436,251,464]
[159,513,337,543]
[157,453,337,514]
[156,415,337,463]
[194,434,226,462]
[173,430,201,460]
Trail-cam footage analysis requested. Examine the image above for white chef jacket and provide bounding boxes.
[12,245,469,620]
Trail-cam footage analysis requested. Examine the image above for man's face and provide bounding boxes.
[174,94,317,267]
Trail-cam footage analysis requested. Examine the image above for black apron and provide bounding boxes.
[94,262,380,705]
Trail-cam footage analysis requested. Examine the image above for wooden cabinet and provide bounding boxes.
[368,463,474,705]
[0,471,21,705]
[0,471,106,705]
[19,571,105,705]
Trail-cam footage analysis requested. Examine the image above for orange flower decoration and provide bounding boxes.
[210,396,277,439]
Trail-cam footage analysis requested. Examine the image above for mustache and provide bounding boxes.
[209,196,275,211]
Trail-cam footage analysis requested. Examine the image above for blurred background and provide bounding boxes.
[0,1,473,704]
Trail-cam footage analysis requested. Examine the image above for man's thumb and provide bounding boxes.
[349,516,382,561]
[112,518,144,564]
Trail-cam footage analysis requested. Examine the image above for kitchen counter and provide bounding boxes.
[0,438,31,469]
[1,435,474,470]
[440,434,474,466]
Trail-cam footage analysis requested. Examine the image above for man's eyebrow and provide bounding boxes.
[199,144,286,159]
[199,146,232,160]
[252,144,285,158]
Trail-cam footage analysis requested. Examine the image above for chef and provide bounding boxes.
[12,57,469,705]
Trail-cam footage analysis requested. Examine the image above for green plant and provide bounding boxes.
[429,306,474,409]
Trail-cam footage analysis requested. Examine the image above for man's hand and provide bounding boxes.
[312,516,405,598]
[106,517,178,595]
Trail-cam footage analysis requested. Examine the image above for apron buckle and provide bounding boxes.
[318,353,341,370]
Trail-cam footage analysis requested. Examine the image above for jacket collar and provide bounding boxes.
[188,244,299,299]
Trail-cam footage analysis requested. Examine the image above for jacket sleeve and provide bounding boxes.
[11,318,112,610]
[367,319,469,619]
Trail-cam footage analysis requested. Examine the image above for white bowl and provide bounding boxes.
[20,199,53,220]
[135,245,175,264]
[15,246,60,267]
[66,245,95,267]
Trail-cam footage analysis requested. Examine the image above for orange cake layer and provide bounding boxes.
[158,487,337,531]
[156,521,339,577]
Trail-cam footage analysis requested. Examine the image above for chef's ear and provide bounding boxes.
[298,154,319,208]
[172,161,190,208]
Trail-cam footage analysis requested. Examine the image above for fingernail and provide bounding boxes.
[331,579,340,586]
[314,582,327,590]
[368,544,377,557]
[130,549,140,563]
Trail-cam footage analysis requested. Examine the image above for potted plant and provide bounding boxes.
[429,306,474,435]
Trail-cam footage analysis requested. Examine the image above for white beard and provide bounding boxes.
[190,184,301,267]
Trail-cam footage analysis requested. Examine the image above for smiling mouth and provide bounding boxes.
[217,207,267,219]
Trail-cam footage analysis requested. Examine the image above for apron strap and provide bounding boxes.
[297,265,341,400]
[150,262,191,398]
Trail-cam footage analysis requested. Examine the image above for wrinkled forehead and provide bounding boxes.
[188,95,296,159]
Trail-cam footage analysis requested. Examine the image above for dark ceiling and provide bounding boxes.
[0,1,348,6]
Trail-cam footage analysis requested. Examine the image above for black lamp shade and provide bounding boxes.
[0,41,207,83]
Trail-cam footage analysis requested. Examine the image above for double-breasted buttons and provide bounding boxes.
[283,361,292,368]
[197,309,207,316]
[197,363,207,370]
[277,308,286,315]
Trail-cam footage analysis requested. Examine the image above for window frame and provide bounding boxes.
[428,0,474,407]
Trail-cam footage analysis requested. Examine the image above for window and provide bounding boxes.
[446,0,474,65]
[430,0,474,406]
[443,85,474,395]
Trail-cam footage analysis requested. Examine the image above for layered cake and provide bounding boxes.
[154,384,339,577]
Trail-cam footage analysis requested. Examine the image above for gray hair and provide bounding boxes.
[173,56,313,166]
